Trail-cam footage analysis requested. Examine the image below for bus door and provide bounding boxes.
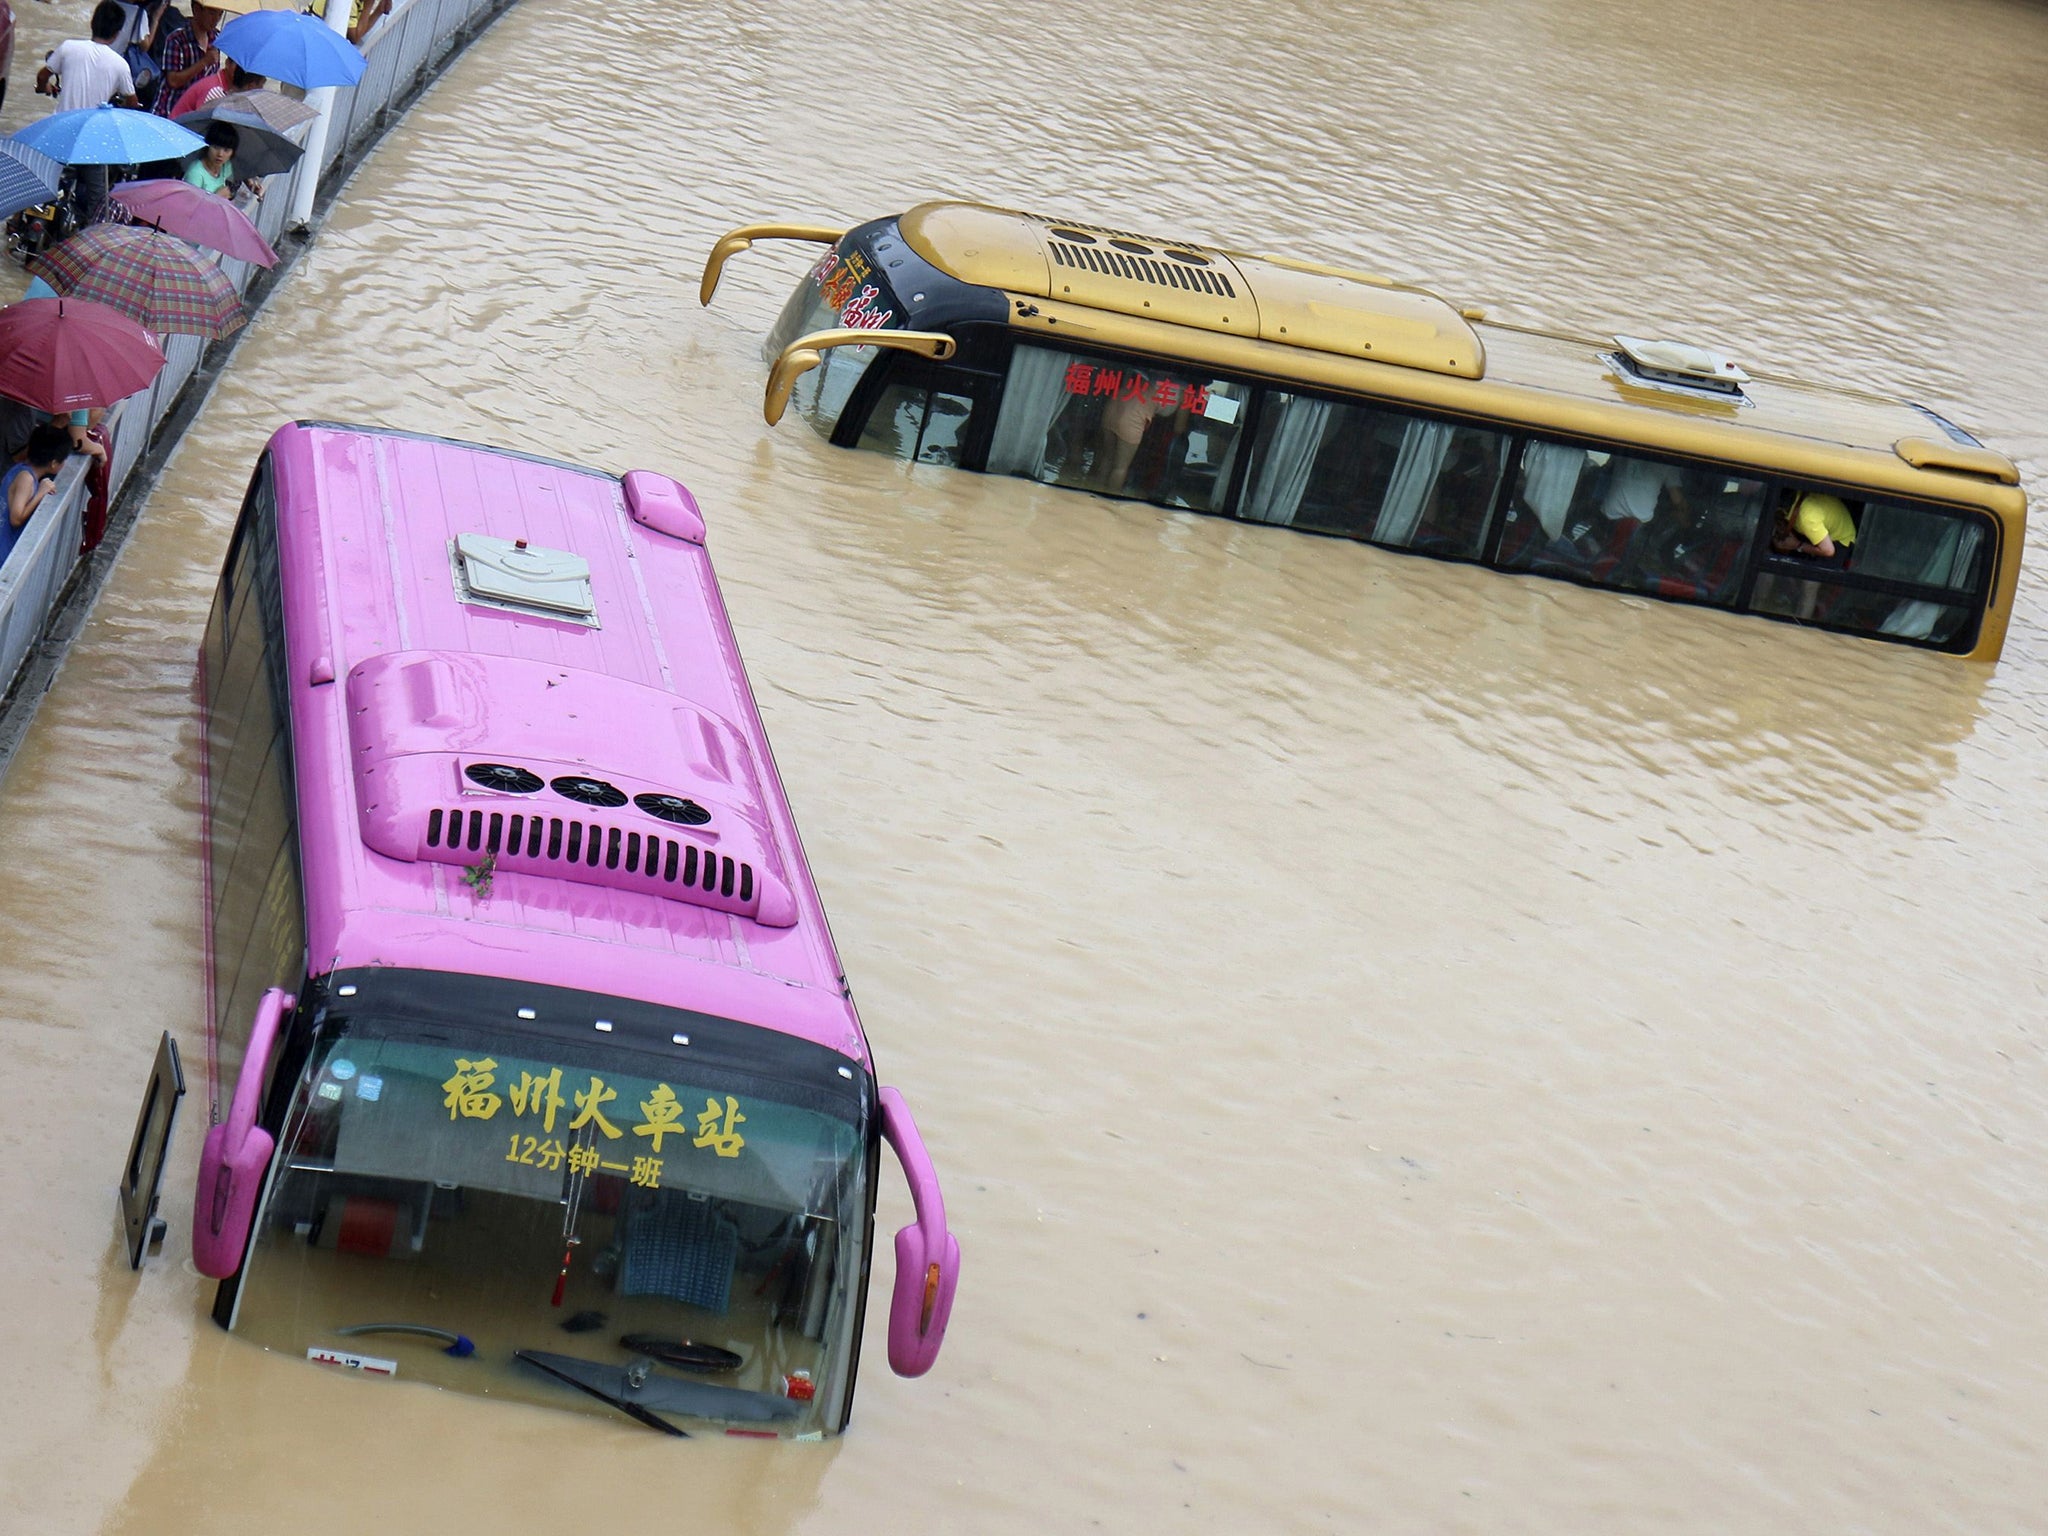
[119,1031,187,1269]
[845,356,1002,470]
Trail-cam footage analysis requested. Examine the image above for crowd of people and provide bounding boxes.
[0,0,389,578]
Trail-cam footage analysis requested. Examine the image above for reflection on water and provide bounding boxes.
[2,0,2046,1532]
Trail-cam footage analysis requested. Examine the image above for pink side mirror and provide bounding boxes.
[878,1087,959,1377]
[192,988,293,1279]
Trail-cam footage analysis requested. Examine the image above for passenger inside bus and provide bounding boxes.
[1773,489,1857,563]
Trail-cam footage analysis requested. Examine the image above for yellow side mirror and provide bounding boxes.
[699,223,848,307]
[762,329,958,426]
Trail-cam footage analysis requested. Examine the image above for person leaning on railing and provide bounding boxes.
[0,427,76,577]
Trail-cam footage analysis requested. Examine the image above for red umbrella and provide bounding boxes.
[110,179,280,268]
[0,298,166,413]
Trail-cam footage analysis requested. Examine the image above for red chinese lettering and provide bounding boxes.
[1093,369,1122,397]
[840,286,894,329]
[1120,374,1149,401]
[1183,383,1211,414]
[1153,379,1181,408]
[1064,363,1094,394]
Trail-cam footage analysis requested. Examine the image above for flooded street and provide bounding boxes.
[4,0,2048,1529]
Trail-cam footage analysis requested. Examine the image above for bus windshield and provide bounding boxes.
[766,245,900,436]
[232,996,868,1437]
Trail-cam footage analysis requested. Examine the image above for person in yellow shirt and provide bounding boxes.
[1773,490,1857,563]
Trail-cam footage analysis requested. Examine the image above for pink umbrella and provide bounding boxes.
[0,297,166,413]
[110,178,279,268]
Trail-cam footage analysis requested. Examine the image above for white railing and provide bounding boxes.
[0,0,513,706]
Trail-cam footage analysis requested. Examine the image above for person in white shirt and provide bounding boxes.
[36,4,140,112]
[35,4,140,228]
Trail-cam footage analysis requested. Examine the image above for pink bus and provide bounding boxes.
[185,421,958,1437]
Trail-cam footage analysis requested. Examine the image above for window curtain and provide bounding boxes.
[987,346,1072,478]
[1372,419,1454,544]
[1519,441,1587,537]
[1241,396,1335,526]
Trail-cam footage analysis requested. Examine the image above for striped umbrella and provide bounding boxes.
[35,224,245,340]
[0,141,63,222]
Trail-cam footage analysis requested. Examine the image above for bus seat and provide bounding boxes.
[616,1191,738,1315]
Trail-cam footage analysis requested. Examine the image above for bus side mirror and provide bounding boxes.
[878,1086,959,1377]
[763,347,824,426]
[192,988,294,1279]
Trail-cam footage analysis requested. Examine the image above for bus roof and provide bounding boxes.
[890,202,2024,522]
[266,422,866,1066]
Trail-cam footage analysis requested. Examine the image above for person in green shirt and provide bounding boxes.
[1774,489,1857,562]
[182,121,238,196]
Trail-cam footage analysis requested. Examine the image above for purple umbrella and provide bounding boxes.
[111,179,279,268]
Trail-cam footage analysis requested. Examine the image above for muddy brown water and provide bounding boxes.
[3,0,2047,1530]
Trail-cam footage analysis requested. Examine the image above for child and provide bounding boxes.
[0,426,74,574]
[183,120,238,197]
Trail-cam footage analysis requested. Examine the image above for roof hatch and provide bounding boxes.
[346,650,798,926]
[1609,334,1750,400]
[451,533,599,626]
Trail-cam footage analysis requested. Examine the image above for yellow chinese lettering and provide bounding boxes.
[633,1084,687,1151]
[508,1066,566,1132]
[566,1142,601,1177]
[693,1095,747,1158]
[442,1058,502,1121]
[630,1156,662,1189]
[504,1135,565,1169]
[569,1075,622,1139]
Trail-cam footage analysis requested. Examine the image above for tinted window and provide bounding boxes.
[1848,500,1984,590]
[1496,443,1765,606]
[856,384,976,466]
[1240,393,1508,557]
[1748,576,1975,646]
[988,344,1249,512]
[203,459,307,1076]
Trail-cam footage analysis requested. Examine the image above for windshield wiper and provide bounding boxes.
[515,1350,689,1437]
[515,1349,804,1430]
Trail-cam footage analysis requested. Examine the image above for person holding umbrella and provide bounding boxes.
[182,121,238,196]
[0,425,75,575]
[150,2,225,119]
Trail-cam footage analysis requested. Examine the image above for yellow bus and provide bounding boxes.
[702,202,2026,661]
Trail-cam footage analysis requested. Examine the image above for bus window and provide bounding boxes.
[1848,500,1985,591]
[987,344,1247,511]
[856,384,977,466]
[1749,493,1988,647]
[1240,393,1508,557]
[1496,442,1764,606]
[203,465,306,1070]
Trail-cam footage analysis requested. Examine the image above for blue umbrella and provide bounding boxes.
[216,11,368,89]
[0,141,63,221]
[10,106,208,168]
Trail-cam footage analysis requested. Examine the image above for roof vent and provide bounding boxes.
[451,534,599,626]
[1610,335,1750,398]
[345,651,801,927]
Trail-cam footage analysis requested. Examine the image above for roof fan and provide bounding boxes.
[465,763,544,794]
[549,775,628,808]
[634,792,713,827]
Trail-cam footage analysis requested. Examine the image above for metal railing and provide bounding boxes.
[0,0,514,708]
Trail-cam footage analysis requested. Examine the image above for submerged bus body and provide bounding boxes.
[192,422,957,1437]
[703,202,2026,661]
